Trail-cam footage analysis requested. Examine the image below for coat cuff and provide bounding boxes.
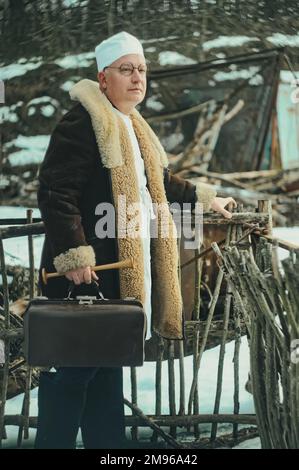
[195,182,217,213]
[53,245,96,274]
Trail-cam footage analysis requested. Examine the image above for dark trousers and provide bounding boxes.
[34,366,126,449]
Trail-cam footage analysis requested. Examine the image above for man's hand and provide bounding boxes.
[65,266,99,285]
[210,197,237,219]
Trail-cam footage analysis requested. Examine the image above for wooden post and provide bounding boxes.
[168,340,176,438]
[0,236,10,448]
[192,247,203,438]
[130,366,138,442]
[17,209,34,446]
[258,200,273,236]
[177,235,186,430]
[151,337,164,445]
[211,223,234,441]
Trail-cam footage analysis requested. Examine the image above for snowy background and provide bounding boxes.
[1,0,299,449]
[1,205,297,449]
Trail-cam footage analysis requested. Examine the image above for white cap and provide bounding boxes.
[95,31,145,72]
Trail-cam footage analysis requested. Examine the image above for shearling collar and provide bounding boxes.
[69,79,168,169]
[69,79,184,341]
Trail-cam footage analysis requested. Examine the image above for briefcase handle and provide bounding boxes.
[66,280,107,301]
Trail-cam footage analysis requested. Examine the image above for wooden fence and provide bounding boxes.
[0,201,297,449]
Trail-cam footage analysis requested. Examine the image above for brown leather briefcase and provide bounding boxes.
[23,290,147,368]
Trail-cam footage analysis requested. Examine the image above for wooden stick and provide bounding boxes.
[146,99,215,124]
[250,229,299,251]
[123,398,186,449]
[42,257,135,284]
[220,169,285,179]
[223,99,244,123]
[4,412,257,428]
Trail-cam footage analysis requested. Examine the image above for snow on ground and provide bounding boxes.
[233,437,261,449]
[2,337,254,449]
[60,77,81,92]
[144,47,156,53]
[54,52,94,69]
[62,0,89,7]
[0,58,42,80]
[158,51,196,66]
[267,33,299,47]
[4,135,50,166]
[203,36,260,51]
[213,66,263,85]
[280,70,299,84]
[60,80,76,92]
[160,132,184,151]
[0,206,297,448]
[1,101,23,123]
[143,36,179,44]
[27,96,59,107]
[0,206,43,268]
[146,96,164,111]
[201,33,299,51]
[62,0,81,6]
[26,96,60,118]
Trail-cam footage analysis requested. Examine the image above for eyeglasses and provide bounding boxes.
[104,62,147,76]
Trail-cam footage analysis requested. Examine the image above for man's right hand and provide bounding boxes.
[65,266,99,285]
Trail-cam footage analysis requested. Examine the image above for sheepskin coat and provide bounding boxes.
[38,79,216,340]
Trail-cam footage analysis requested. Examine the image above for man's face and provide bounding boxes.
[98,53,147,112]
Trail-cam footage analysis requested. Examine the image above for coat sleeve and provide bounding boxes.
[163,168,217,212]
[37,104,96,274]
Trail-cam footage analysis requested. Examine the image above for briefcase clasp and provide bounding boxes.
[77,296,97,305]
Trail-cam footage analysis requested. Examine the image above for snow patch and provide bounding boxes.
[0,58,42,80]
[143,36,179,44]
[60,80,76,91]
[1,106,18,123]
[267,33,299,47]
[26,96,59,118]
[146,96,164,111]
[63,0,80,6]
[144,47,156,53]
[213,66,262,84]
[203,36,260,51]
[27,96,59,107]
[233,437,261,449]
[161,132,184,151]
[0,208,297,448]
[28,107,36,117]
[55,52,94,69]
[41,105,55,117]
[5,135,50,166]
[159,51,196,66]
[280,70,299,85]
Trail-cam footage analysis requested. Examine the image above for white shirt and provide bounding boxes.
[113,107,154,340]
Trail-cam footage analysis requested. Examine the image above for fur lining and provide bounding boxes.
[70,79,168,169]
[70,80,122,168]
[195,182,217,212]
[111,118,146,306]
[69,79,183,340]
[132,115,183,339]
[53,245,96,274]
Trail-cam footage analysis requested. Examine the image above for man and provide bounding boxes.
[36,31,236,449]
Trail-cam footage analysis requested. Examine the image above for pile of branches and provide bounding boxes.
[170,165,299,226]
[0,163,39,207]
[0,265,41,399]
[212,237,299,449]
